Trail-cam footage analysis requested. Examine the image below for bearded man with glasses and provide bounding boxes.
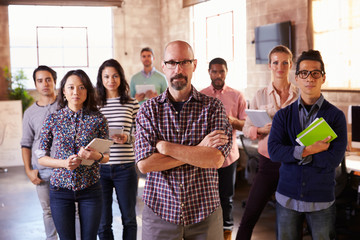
[268,50,347,240]
[134,40,233,240]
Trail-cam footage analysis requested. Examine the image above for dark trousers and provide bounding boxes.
[218,160,238,230]
[236,154,280,240]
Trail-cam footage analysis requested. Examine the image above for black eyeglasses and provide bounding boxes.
[163,59,195,69]
[296,70,325,79]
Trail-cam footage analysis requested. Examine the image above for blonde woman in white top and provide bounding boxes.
[236,45,299,240]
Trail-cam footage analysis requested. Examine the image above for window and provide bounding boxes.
[8,6,113,89]
[191,0,246,91]
[37,26,89,68]
[206,11,234,62]
[313,0,360,89]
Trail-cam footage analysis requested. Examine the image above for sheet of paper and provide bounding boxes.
[135,84,156,94]
[245,109,272,127]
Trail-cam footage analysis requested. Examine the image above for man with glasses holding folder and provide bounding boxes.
[268,50,347,240]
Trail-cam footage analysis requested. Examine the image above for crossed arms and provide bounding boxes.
[137,130,229,173]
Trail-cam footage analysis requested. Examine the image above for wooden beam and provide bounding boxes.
[0,0,124,7]
[183,0,209,8]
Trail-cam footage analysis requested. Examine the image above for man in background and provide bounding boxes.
[201,57,247,240]
[21,65,58,240]
[130,47,167,105]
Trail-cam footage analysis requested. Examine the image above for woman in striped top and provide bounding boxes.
[96,59,140,240]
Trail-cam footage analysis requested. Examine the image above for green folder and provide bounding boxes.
[295,117,337,146]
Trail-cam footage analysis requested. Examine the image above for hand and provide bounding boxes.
[145,90,157,99]
[156,140,167,155]
[135,93,145,102]
[64,154,81,171]
[198,130,229,148]
[257,123,272,139]
[228,116,237,125]
[26,169,44,185]
[111,133,128,144]
[303,136,331,157]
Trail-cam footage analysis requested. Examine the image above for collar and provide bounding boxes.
[158,85,201,104]
[267,82,276,96]
[298,94,324,110]
[141,67,155,78]
[210,84,227,94]
[62,106,84,119]
[267,81,298,96]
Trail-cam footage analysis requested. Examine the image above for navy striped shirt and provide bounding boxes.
[135,87,232,225]
[100,97,139,164]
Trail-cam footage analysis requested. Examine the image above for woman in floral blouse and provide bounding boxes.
[37,69,109,240]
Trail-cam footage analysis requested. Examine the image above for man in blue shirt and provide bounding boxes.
[268,50,347,240]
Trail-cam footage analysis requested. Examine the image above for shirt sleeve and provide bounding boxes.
[243,94,259,140]
[134,104,157,162]
[128,100,140,144]
[293,145,313,165]
[210,98,233,158]
[35,114,53,159]
[20,109,34,149]
[237,92,247,120]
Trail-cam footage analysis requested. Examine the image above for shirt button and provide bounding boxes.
[300,194,303,198]
[175,111,178,114]
[177,129,180,132]
[302,182,306,186]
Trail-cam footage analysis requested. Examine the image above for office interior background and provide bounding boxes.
[0,0,360,239]
[1,0,360,121]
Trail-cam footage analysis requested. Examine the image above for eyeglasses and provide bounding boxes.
[296,70,325,79]
[163,59,195,69]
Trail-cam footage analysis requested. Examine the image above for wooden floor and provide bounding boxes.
[1,166,359,240]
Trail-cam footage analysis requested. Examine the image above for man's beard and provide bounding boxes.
[170,74,188,90]
[212,78,224,90]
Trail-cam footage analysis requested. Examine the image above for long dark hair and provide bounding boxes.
[57,69,98,113]
[96,59,130,107]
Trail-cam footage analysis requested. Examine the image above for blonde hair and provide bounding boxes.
[268,45,293,64]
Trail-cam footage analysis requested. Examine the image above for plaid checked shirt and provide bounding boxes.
[135,86,232,225]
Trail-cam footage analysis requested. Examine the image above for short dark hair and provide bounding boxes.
[96,59,131,107]
[57,69,98,113]
[32,65,57,85]
[268,45,293,64]
[295,50,325,74]
[141,47,154,55]
[209,58,228,70]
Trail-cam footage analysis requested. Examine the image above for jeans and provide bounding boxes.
[218,160,238,230]
[98,163,138,240]
[50,182,103,240]
[276,202,336,240]
[36,180,57,240]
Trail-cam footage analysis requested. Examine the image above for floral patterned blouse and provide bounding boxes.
[36,106,108,191]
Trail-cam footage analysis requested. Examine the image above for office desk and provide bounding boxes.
[346,153,360,174]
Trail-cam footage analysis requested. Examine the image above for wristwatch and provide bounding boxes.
[97,152,104,163]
